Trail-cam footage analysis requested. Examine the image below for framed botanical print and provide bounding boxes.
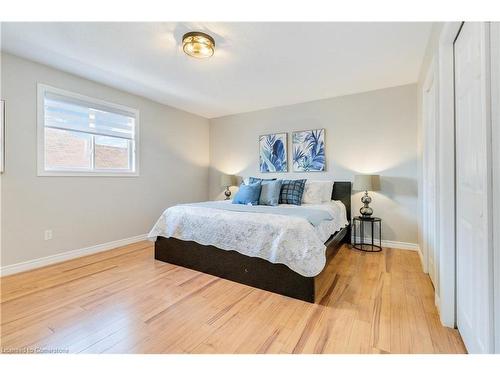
[259,132,288,172]
[292,128,325,172]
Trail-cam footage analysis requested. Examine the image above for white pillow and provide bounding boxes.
[301,180,334,204]
[322,181,334,202]
[302,181,326,204]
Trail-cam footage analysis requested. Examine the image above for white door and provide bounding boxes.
[454,22,494,354]
[490,22,500,354]
[423,63,438,288]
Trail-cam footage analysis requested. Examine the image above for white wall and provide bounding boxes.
[209,84,418,245]
[0,53,210,267]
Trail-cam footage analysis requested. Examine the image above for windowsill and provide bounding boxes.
[37,170,140,177]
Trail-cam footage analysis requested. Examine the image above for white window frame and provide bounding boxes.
[37,84,140,177]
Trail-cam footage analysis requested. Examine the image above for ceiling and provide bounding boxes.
[1,22,432,118]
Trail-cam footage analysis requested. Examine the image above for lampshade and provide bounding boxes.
[220,174,237,188]
[353,174,381,192]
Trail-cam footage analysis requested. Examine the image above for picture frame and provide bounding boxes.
[258,132,288,173]
[292,128,326,172]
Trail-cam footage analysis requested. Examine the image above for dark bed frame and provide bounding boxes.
[154,181,352,303]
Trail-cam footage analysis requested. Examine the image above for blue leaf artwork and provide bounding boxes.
[259,133,288,172]
[292,129,326,172]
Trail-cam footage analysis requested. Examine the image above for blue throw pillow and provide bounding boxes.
[233,182,262,205]
[259,180,282,206]
[279,179,307,205]
[248,176,277,184]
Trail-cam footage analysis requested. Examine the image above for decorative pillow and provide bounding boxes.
[302,181,324,204]
[259,180,282,206]
[279,179,307,205]
[232,182,262,205]
[301,180,334,203]
[322,181,334,202]
[248,176,277,184]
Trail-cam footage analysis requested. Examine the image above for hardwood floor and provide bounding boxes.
[0,241,466,354]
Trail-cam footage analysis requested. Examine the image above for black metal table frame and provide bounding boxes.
[352,217,382,252]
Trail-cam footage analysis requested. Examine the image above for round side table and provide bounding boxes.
[352,216,382,252]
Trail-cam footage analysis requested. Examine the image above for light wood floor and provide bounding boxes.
[0,241,466,354]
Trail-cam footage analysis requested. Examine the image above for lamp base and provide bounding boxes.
[224,187,231,200]
[360,191,373,217]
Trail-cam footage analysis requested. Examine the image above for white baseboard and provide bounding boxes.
[352,236,419,251]
[435,293,441,314]
[380,240,419,251]
[417,246,428,273]
[0,234,148,277]
[417,246,424,263]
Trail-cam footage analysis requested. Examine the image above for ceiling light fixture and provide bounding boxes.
[182,31,216,59]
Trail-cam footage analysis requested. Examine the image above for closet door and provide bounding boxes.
[491,22,500,354]
[454,22,494,353]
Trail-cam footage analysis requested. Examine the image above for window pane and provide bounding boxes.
[45,128,92,170]
[94,135,131,170]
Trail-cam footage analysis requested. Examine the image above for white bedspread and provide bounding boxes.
[147,200,348,277]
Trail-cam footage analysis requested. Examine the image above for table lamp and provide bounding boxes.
[353,174,381,217]
[220,174,237,200]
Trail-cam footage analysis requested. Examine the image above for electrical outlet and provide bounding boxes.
[44,230,53,240]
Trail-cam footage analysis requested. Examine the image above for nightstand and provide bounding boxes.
[352,216,382,252]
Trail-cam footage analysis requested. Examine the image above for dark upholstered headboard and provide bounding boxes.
[331,181,352,222]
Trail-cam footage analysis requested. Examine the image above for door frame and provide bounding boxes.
[436,21,462,328]
[491,22,500,354]
[422,57,439,288]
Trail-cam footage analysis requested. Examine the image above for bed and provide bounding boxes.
[148,181,351,303]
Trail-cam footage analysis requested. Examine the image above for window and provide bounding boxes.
[37,84,139,176]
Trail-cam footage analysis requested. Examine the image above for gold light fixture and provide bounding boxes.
[182,31,215,59]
